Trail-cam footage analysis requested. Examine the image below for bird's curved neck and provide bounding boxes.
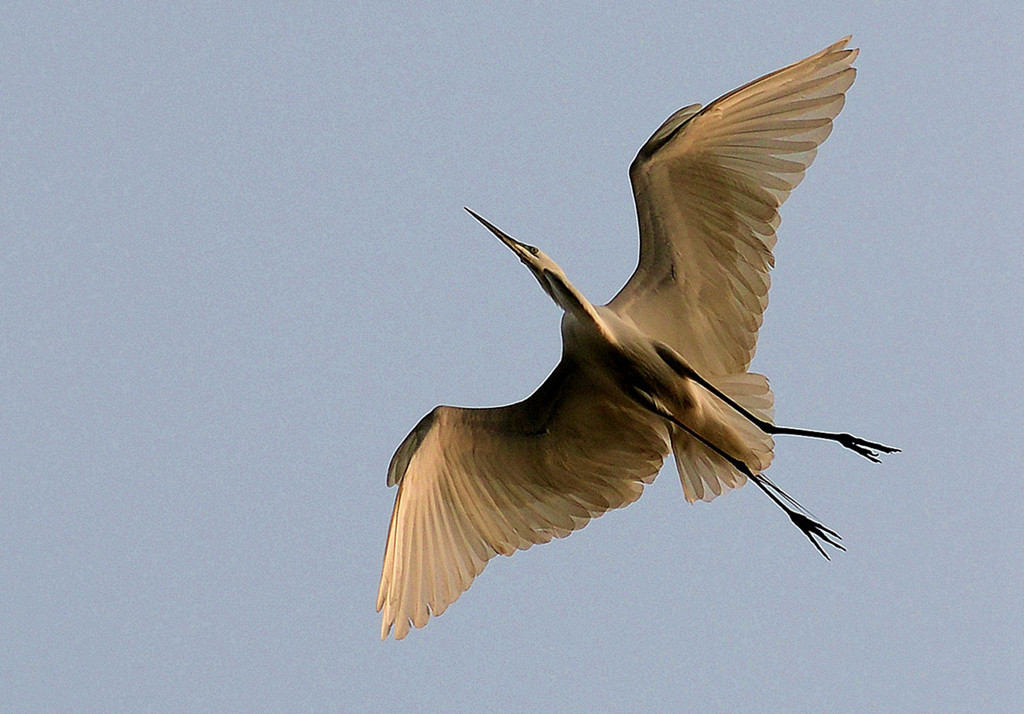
[545,270,602,329]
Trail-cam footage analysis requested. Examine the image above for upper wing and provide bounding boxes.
[609,37,858,375]
[377,359,670,639]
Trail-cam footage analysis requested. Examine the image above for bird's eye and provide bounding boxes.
[526,245,539,256]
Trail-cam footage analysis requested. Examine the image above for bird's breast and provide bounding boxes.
[562,308,694,412]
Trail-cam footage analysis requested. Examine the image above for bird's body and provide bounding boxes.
[561,299,758,473]
[378,37,897,640]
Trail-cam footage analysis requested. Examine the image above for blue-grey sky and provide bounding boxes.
[3,3,1022,712]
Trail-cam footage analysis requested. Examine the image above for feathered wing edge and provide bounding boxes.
[377,361,670,640]
[611,37,858,375]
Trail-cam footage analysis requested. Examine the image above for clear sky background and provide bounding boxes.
[3,3,1022,712]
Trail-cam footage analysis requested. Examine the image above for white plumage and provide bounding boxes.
[378,38,896,640]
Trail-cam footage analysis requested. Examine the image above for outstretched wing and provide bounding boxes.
[378,359,669,639]
[609,37,858,375]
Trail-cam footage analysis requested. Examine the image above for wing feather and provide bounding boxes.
[611,38,859,376]
[378,360,670,639]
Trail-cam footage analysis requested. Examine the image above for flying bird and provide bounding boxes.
[378,37,897,640]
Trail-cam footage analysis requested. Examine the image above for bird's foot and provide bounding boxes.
[789,511,845,560]
[837,433,901,463]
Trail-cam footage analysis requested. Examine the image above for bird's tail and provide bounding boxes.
[672,372,775,503]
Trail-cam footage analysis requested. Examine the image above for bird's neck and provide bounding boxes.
[547,271,611,343]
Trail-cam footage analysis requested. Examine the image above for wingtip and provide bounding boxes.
[833,36,858,60]
[818,36,856,62]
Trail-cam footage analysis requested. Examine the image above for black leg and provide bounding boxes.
[746,473,845,560]
[654,343,900,461]
[628,385,845,559]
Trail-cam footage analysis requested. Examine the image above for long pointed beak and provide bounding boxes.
[464,207,530,260]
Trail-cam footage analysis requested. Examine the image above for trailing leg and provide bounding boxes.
[653,343,900,462]
[628,385,845,559]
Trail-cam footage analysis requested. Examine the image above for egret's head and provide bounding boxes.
[464,207,578,312]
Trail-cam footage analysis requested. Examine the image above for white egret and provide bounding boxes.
[378,37,897,640]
